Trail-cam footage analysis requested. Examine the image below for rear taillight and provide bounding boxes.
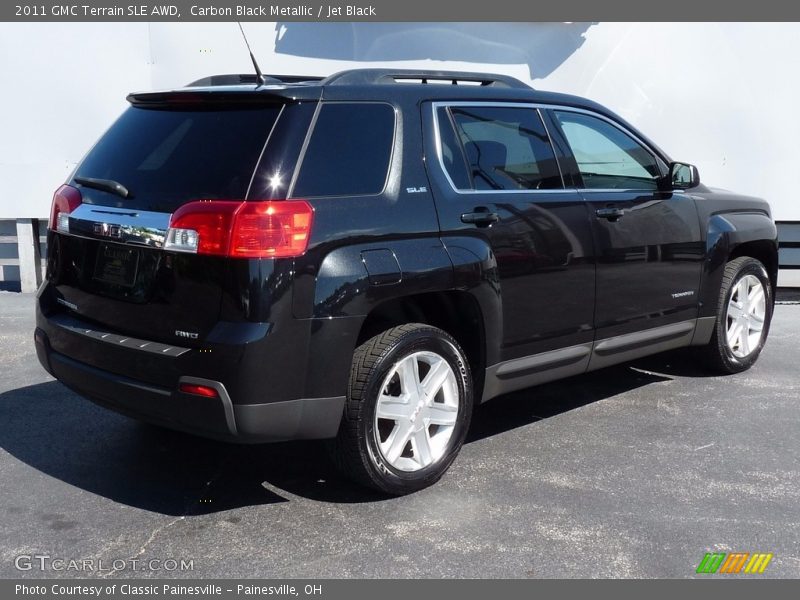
[165,201,239,255]
[165,200,314,259]
[230,201,314,258]
[49,185,82,233]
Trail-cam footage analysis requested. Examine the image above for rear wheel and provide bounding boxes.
[330,324,473,495]
[698,256,773,373]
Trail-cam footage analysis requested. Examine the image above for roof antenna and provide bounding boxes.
[237,22,265,86]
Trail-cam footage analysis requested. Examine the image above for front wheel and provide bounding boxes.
[698,256,773,374]
[330,324,473,495]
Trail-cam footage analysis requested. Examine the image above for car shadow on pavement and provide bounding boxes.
[629,347,723,379]
[0,355,683,512]
[0,381,385,514]
[467,360,674,442]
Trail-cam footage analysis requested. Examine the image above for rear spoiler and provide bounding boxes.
[126,87,321,107]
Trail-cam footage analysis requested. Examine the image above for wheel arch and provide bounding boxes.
[727,239,779,293]
[356,290,488,400]
[300,233,501,403]
[700,211,778,319]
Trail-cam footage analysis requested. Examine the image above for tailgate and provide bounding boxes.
[46,100,287,344]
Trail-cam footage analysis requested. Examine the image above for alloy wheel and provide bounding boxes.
[726,274,766,358]
[374,351,460,472]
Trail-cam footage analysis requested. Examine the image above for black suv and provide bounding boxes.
[35,69,778,494]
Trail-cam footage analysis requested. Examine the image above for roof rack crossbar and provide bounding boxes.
[322,69,530,89]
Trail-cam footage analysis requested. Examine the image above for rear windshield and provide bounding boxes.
[75,105,282,212]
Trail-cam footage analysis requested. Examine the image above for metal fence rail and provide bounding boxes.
[0,219,47,292]
[1,219,799,292]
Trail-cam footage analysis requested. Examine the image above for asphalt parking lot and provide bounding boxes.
[0,291,798,579]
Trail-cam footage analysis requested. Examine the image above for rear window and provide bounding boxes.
[447,105,563,191]
[292,103,395,198]
[75,105,282,212]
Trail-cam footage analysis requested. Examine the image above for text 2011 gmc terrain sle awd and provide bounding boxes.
[35,69,778,494]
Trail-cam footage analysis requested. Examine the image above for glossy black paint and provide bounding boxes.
[581,189,705,338]
[44,233,228,345]
[694,196,778,323]
[424,187,597,360]
[248,101,319,201]
[35,71,778,442]
[541,108,706,338]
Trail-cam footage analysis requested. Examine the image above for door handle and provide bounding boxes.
[596,207,625,221]
[461,208,499,227]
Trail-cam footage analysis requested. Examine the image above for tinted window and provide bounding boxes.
[436,107,471,190]
[293,103,395,197]
[555,111,660,190]
[76,105,282,212]
[448,106,562,191]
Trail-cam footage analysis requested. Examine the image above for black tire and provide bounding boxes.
[330,324,473,495]
[698,256,773,374]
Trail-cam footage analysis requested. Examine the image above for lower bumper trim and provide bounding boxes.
[36,331,345,443]
[234,396,345,442]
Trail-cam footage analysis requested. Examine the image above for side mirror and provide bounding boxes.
[669,162,700,189]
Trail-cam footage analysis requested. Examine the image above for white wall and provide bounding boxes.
[0,23,150,219]
[1,22,798,220]
[542,23,800,222]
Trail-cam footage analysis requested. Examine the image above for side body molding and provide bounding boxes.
[482,320,700,402]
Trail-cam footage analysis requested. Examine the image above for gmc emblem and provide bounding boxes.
[93,222,122,238]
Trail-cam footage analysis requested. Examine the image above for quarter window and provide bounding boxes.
[293,103,395,197]
[554,111,661,190]
[440,105,563,191]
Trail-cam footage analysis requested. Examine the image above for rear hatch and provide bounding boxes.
[47,91,305,344]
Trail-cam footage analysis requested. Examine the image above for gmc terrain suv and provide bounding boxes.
[35,69,778,494]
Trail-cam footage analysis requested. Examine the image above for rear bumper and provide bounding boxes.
[34,311,345,443]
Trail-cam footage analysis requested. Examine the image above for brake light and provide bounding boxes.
[166,201,239,255]
[230,201,314,258]
[179,383,219,398]
[165,200,314,258]
[49,185,82,232]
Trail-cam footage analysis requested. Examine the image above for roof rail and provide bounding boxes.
[322,69,531,89]
[187,74,324,87]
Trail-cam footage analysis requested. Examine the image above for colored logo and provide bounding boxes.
[696,552,773,574]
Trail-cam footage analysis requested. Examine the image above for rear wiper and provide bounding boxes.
[74,176,132,199]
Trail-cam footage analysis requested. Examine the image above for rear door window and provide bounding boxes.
[292,103,395,198]
[443,105,563,191]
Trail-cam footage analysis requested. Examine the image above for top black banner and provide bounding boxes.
[5,0,800,21]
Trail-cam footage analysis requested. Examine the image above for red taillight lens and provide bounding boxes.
[166,200,314,259]
[230,201,314,258]
[179,383,219,398]
[167,201,239,255]
[49,185,82,232]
